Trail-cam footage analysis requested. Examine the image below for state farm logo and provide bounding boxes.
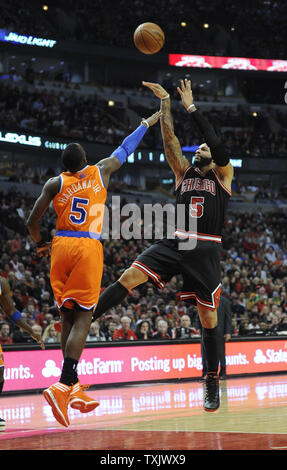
[41,358,124,378]
[254,348,287,364]
[42,360,61,378]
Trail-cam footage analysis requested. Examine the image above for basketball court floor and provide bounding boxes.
[0,374,287,451]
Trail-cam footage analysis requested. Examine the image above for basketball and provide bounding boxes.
[134,23,165,55]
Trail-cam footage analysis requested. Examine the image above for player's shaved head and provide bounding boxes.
[61,143,87,172]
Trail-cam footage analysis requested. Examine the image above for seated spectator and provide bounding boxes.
[152,319,171,340]
[42,323,61,343]
[12,321,41,345]
[36,302,53,328]
[23,300,39,321]
[113,316,137,341]
[278,315,287,333]
[86,321,106,342]
[104,319,119,341]
[249,321,270,336]
[268,317,281,335]
[135,319,153,340]
[238,320,250,336]
[173,315,199,339]
[248,316,260,331]
[31,324,43,343]
[0,322,13,345]
[125,306,137,330]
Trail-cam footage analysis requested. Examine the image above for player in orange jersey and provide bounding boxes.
[0,276,44,430]
[26,110,161,427]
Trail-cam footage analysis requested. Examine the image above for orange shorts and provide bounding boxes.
[50,236,103,311]
[0,345,4,367]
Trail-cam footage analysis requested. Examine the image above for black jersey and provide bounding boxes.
[174,165,231,243]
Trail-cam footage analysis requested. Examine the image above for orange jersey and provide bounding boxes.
[53,164,107,236]
[0,344,3,367]
[50,164,107,311]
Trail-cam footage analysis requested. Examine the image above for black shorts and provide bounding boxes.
[132,238,222,310]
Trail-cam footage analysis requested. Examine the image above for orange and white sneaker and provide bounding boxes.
[43,382,72,427]
[69,382,99,413]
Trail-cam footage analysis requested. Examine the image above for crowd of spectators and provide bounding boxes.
[0,81,126,147]
[1,0,286,59]
[168,103,287,159]
[0,186,287,347]
[1,80,287,160]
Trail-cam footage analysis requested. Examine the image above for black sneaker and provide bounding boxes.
[219,370,227,380]
[204,373,220,412]
[0,418,6,431]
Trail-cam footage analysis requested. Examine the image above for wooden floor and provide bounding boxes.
[0,374,287,451]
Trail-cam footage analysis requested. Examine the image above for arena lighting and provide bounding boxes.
[169,54,287,72]
[1,31,57,48]
[182,145,199,152]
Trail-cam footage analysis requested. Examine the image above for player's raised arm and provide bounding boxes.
[97,110,162,188]
[177,78,234,189]
[142,81,190,186]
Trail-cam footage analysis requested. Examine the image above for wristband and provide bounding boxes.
[141,119,149,128]
[187,104,197,113]
[11,310,23,323]
[161,94,170,101]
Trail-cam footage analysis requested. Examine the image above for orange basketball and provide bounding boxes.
[134,23,165,55]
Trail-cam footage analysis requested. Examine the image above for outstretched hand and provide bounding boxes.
[142,110,162,127]
[177,78,194,110]
[142,81,169,100]
[32,332,45,349]
[37,241,52,258]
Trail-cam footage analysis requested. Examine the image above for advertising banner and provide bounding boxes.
[0,30,57,48]
[3,339,287,392]
[169,54,287,72]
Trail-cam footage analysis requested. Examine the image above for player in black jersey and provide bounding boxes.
[93,79,234,412]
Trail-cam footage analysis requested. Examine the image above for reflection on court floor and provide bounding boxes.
[0,374,287,450]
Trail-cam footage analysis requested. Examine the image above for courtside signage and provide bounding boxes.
[3,339,287,392]
[169,54,287,72]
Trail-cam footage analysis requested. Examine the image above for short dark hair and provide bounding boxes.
[61,143,86,172]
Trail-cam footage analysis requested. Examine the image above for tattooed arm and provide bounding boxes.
[142,82,190,186]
